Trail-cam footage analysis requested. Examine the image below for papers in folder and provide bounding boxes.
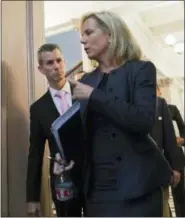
[51,101,80,159]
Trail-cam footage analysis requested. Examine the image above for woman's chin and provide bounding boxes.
[87,54,95,60]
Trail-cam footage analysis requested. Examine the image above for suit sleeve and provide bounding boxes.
[89,61,156,133]
[26,105,46,202]
[162,99,183,171]
[174,106,185,140]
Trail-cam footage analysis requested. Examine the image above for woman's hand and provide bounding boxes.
[68,78,94,100]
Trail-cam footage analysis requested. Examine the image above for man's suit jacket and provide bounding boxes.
[26,90,85,202]
[168,104,185,165]
[168,104,185,141]
[80,60,173,201]
[150,97,183,171]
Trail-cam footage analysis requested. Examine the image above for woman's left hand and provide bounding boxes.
[68,78,94,100]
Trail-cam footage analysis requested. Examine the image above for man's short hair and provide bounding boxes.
[37,43,62,65]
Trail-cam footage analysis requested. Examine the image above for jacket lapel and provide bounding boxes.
[156,97,160,117]
[43,90,60,119]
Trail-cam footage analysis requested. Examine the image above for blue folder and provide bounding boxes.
[50,101,80,159]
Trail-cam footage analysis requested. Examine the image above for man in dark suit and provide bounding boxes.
[150,86,183,216]
[26,43,85,217]
[168,103,185,217]
[168,104,185,147]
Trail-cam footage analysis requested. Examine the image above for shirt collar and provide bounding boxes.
[49,81,71,98]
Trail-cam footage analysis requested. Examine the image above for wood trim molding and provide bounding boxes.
[32,1,47,101]
[1,62,8,217]
[2,1,46,216]
[26,1,35,105]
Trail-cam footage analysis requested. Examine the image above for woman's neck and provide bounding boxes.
[98,57,124,73]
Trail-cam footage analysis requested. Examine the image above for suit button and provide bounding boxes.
[116,156,122,162]
[112,132,116,138]
[109,88,113,92]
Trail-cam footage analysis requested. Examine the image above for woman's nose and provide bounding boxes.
[80,35,86,44]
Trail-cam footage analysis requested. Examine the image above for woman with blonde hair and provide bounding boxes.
[65,11,173,216]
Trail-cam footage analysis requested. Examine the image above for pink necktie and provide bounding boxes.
[55,91,70,114]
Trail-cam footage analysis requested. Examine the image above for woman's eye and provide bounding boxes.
[86,30,93,35]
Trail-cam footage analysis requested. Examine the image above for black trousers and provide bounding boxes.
[85,188,163,217]
[50,178,84,217]
[172,171,185,217]
[53,196,83,217]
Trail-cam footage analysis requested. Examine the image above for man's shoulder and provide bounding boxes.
[30,91,49,111]
[157,97,170,113]
[157,96,168,104]
[168,104,176,110]
[168,104,179,116]
[157,96,164,104]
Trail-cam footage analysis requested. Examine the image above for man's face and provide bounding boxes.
[38,49,66,84]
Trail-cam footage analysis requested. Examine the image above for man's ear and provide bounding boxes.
[38,65,44,75]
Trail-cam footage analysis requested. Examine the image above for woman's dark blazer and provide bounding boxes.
[80,60,172,201]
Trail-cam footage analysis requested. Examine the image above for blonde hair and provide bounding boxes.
[80,11,142,64]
